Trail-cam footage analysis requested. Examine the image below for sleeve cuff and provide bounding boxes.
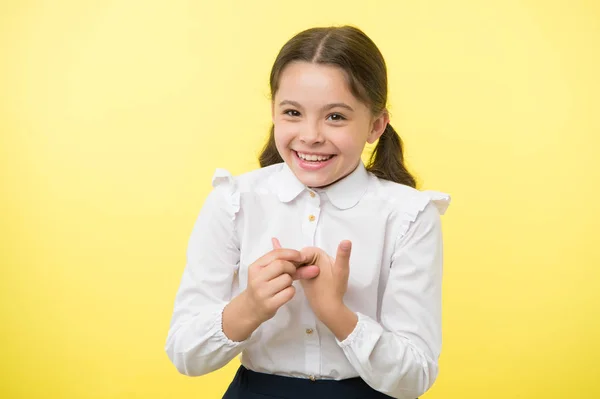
[337,312,367,348]
[213,302,255,347]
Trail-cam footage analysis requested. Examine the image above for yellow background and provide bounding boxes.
[1,1,599,398]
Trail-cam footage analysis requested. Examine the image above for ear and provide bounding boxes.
[367,110,389,144]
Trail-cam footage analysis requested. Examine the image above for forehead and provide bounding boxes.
[275,61,358,105]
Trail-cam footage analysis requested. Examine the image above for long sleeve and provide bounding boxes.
[337,199,447,399]
[165,171,253,376]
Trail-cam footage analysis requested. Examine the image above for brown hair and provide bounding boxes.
[259,25,416,188]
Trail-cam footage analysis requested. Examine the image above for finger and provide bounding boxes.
[334,240,352,272]
[299,247,319,266]
[261,259,297,281]
[272,237,282,250]
[293,265,320,280]
[268,285,296,309]
[265,272,294,296]
[253,248,306,269]
[269,238,306,268]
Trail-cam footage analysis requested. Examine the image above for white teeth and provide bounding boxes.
[297,152,333,162]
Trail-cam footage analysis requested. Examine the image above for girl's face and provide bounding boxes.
[272,61,388,188]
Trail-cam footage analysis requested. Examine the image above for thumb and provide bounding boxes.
[335,240,352,271]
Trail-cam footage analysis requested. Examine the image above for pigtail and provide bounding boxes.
[367,123,416,188]
[258,125,283,168]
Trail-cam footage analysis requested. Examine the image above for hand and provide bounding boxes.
[242,245,319,324]
[273,238,352,322]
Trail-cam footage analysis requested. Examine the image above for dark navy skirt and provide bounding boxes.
[222,365,408,399]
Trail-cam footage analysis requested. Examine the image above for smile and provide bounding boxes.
[293,151,337,171]
[295,151,334,162]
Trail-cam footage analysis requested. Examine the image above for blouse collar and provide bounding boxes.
[274,161,369,210]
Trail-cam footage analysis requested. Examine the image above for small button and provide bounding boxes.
[305,328,313,335]
[308,215,315,222]
[309,191,316,198]
[309,375,316,381]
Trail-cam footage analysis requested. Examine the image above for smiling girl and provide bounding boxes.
[165,25,451,399]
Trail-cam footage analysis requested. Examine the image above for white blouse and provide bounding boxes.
[165,161,450,399]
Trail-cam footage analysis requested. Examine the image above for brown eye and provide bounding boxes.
[327,113,346,121]
[284,109,301,117]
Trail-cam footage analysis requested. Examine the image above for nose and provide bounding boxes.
[299,122,324,145]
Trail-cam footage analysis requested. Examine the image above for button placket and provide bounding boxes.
[301,190,321,382]
[304,323,320,382]
[302,192,321,246]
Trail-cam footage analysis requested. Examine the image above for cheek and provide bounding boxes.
[331,128,368,155]
[274,122,295,145]
[273,123,294,151]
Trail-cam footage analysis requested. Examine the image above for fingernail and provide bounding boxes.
[341,241,351,250]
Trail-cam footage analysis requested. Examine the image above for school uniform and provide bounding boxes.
[165,161,450,399]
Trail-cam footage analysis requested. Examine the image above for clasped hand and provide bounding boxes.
[242,237,352,324]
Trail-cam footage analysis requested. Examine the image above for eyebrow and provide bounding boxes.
[278,100,354,112]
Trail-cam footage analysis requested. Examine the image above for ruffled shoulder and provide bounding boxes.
[397,190,451,239]
[421,190,451,215]
[211,168,241,220]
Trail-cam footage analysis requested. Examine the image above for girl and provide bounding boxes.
[165,25,450,399]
